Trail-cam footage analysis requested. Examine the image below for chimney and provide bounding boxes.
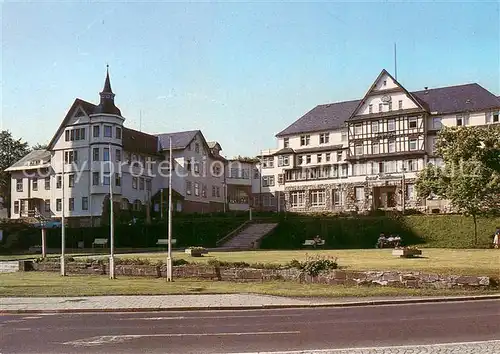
[424,87,429,94]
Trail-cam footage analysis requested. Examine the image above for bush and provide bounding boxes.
[288,255,338,276]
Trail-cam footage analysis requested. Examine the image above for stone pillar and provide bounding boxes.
[41,228,47,258]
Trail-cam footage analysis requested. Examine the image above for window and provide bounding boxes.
[337,151,343,161]
[194,143,200,154]
[278,155,289,166]
[104,125,112,137]
[65,130,70,141]
[325,153,331,162]
[319,133,329,144]
[388,102,392,111]
[64,150,78,164]
[16,178,23,192]
[116,149,121,162]
[69,198,74,211]
[409,139,418,151]
[409,118,418,129]
[92,172,99,186]
[355,187,365,202]
[202,184,207,198]
[317,154,322,163]
[372,121,379,133]
[14,201,19,214]
[368,104,373,114]
[432,117,442,129]
[45,177,50,190]
[82,197,88,211]
[333,189,342,206]
[354,124,362,135]
[253,169,259,179]
[278,173,284,184]
[262,175,275,187]
[216,187,221,197]
[194,182,200,196]
[310,190,326,207]
[194,163,200,174]
[300,135,310,146]
[139,178,145,190]
[456,114,469,126]
[383,80,387,86]
[388,140,396,153]
[262,157,274,168]
[372,142,380,155]
[44,200,50,212]
[493,112,499,123]
[56,199,62,212]
[115,173,121,187]
[290,191,305,208]
[68,174,75,188]
[80,128,86,140]
[70,130,74,141]
[75,129,80,140]
[132,177,138,189]
[103,175,110,185]
[379,103,383,112]
[341,131,347,142]
[306,155,311,164]
[406,184,415,200]
[298,156,304,165]
[32,179,38,191]
[388,119,396,131]
[341,164,348,177]
[93,125,100,138]
[283,138,289,148]
[65,128,86,141]
[212,186,216,197]
[103,148,110,161]
[56,176,62,189]
[186,181,192,195]
[146,179,152,191]
[407,159,417,172]
[398,100,403,110]
[355,145,363,156]
[93,148,100,161]
[116,127,122,139]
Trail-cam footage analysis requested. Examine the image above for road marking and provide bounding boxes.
[22,316,42,320]
[225,339,500,353]
[3,320,25,324]
[121,314,303,321]
[63,331,301,347]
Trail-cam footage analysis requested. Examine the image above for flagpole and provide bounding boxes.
[109,143,115,279]
[167,137,173,281]
[60,150,66,276]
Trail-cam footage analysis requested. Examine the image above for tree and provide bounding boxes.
[32,143,48,150]
[0,130,30,215]
[416,126,500,245]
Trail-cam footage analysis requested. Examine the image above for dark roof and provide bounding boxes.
[276,99,360,137]
[5,150,51,172]
[412,83,500,115]
[122,128,158,155]
[156,130,199,150]
[273,148,295,155]
[276,83,500,137]
[94,69,121,116]
[294,144,344,154]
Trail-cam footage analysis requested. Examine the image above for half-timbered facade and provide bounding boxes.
[252,69,500,213]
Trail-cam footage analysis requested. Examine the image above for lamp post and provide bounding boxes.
[166,137,173,282]
[109,144,115,279]
[401,168,406,214]
[60,150,66,276]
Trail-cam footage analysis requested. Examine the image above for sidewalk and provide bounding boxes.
[1,293,499,314]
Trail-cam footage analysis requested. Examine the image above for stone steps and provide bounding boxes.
[221,223,278,249]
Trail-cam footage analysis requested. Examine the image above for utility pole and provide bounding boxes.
[109,144,115,279]
[60,150,66,276]
[166,137,173,282]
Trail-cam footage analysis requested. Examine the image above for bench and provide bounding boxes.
[303,239,325,247]
[156,239,177,246]
[92,238,108,248]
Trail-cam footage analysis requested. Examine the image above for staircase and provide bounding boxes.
[220,223,278,250]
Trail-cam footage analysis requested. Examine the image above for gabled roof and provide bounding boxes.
[156,130,200,150]
[47,98,97,149]
[276,80,500,137]
[276,99,359,137]
[412,83,500,115]
[348,69,427,120]
[5,150,51,172]
[122,128,158,155]
[207,141,221,149]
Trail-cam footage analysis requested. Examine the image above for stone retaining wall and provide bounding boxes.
[28,261,494,289]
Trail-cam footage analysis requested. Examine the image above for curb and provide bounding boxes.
[1,294,499,315]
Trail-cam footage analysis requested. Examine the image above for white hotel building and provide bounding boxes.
[6,70,229,225]
[252,69,500,213]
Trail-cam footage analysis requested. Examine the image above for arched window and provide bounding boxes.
[121,198,130,210]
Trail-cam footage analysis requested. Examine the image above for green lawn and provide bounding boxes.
[107,249,500,277]
[0,272,497,297]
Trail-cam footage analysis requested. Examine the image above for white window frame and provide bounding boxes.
[355,144,363,156]
[300,135,310,146]
[290,191,305,208]
[354,124,362,135]
[408,118,418,129]
[409,139,418,151]
[388,140,396,153]
[388,119,396,131]
[310,190,326,207]
[355,187,365,202]
[319,133,329,144]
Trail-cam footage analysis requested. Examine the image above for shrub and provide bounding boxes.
[289,255,338,276]
[207,259,250,268]
[173,259,190,266]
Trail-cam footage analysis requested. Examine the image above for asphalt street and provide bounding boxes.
[1,300,499,354]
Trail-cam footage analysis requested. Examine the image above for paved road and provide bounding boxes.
[1,300,499,353]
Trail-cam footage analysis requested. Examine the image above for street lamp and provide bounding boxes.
[61,150,66,276]
[166,137,173,282]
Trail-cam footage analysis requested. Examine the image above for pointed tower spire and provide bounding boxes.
[94,65,121,115]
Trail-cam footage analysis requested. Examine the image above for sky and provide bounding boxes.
[1,1,499,158]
